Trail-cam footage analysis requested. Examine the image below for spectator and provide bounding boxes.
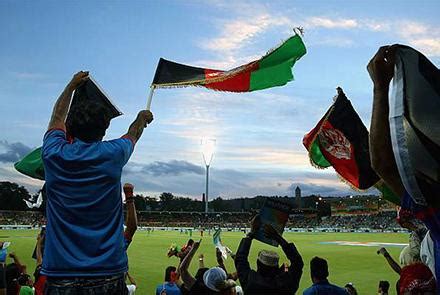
[156,266,181,295]
[179,240,213,294]
[368,44,440,289]
[41,71,153,294]
[235,216,303,294]
[1,244,6,295]
[378,281,390,295]
[303,257,349,295]
[32,233,45,295]
[377,247,436,294]
[125,272,136,295]
[17,275,33,295]
[203,267,237,294]
[123,183,138,250]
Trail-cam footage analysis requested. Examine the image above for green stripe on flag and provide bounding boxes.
[249,35,306,91]
[310,139,331,168]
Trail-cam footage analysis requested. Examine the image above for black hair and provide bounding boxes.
[164,266,176,282]
[256,260,279,278]
[18,274,30,286]
[65,100,111,142]
[310,257,329,280]
[379,280,390,292]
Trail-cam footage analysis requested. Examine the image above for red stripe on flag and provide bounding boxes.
[204,63,259,92]
[318,121,361,188]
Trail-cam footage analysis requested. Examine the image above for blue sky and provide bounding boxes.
[1,0,439,199]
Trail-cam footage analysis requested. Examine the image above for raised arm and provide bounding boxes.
[378,247,401,274]
[8,252,25,274]
[123,110,153,144]
[235,215,259,288]
[216,248,227,274]
[367,46,404,197]
[178,239,201,290]
[264,224,304,290]
[124,183,138,240]
[48,71,89,131]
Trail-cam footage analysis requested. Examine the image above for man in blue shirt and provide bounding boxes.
[42,71,153,294]
[156,266,182,295]
[303,257,348,295]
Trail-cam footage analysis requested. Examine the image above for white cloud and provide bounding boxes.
[306,17,358,29]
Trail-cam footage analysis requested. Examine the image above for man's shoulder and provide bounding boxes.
[302,285,315,295]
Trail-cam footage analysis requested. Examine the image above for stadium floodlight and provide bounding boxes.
[201,138,216,213]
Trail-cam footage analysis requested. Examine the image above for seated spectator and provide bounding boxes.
[235,216,303,294]
[33,232,46,295]
[179,239,214,294]
[303,257,349,295]
[378,280,390,295]
[203,267,237,295]
[156,266,181,295]
[125,272,136,295]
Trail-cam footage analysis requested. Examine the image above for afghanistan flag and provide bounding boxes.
[303,88,399,204]
[14,77,121,180]
[390,45,440,207]
[152,34,306,92]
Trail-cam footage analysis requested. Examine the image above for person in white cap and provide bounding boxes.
[234,215,304,294]
[203,267,237,294]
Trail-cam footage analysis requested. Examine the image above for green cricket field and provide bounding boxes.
[0,230,407,294]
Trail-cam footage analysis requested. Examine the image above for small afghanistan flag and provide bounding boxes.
[303,88,399,204]
[152,33,306,92]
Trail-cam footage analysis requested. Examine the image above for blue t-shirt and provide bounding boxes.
[41,129,134,277]
[156,282,182,295]
[303,280,349,295]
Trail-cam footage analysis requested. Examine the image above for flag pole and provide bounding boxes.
[146,85,156,110]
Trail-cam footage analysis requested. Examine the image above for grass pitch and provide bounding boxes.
[0,230,407,294]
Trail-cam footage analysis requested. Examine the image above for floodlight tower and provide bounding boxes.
[201,138,216,213]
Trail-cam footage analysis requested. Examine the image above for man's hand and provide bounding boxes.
[198,253,204,260]
[367,45,397,90]
[138,110,154,126]
[67,71,89,91]
[377,247,389,256]
[124,110,154,143]
[123,183,134,197]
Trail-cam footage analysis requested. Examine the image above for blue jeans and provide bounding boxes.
[44,275,128,295]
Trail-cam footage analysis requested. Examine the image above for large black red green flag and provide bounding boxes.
[152,34,306,92]
[303,88,399,204]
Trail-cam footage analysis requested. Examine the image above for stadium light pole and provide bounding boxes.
[202,139,216,214]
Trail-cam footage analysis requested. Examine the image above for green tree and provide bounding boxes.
[0,181,30,210]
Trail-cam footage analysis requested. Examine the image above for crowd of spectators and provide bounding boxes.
[0,210,399,231]
[1,43,439,294]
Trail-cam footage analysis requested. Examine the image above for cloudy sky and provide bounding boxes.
[1,0,439,199]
